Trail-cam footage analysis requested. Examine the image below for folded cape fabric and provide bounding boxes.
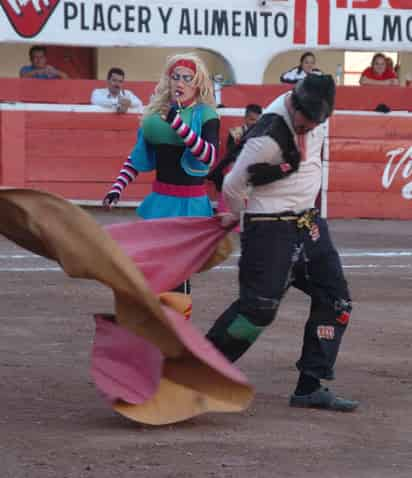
[92,314,164,405]
[105,216,233,293]
[0,188,253,425]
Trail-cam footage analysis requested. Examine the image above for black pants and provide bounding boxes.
[173,280,191,295]
[206,211,352,380]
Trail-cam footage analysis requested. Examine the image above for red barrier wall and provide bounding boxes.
[1,77,412,218]
[0,79,157,105]
[328,114,412,219]
[0,111,245,201]
[1,78,412,111]
[0,108,245,203]
[0,110,149,200]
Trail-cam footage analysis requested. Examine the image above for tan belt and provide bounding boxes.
[249,210,318,230]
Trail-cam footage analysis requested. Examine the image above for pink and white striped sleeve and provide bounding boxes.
[170,113,217,168]
[109,158,139,195]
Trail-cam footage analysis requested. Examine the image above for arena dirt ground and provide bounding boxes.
[1,209,411,478]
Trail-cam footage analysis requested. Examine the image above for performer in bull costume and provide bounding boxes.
[207,74,359,412]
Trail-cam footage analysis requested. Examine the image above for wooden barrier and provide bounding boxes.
[0,79,157,105]
[328,113,412,219]
[1,78,412,111]
[0,108,147,201]
[1,101,412,219]
[0,106,244,204]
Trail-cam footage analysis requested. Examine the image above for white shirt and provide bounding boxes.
[280,67,322,84]
[90,88,143,113]
[223,92,326,217]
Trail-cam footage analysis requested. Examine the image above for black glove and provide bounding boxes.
[102,191,120,208]
[207,147,240,192]
[284,150,301,171]
[165,105,179,124]
[248,150,301,187]
[248,163,284,186]
[207,164,225,192]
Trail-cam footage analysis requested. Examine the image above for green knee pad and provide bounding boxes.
[227,314,264,345]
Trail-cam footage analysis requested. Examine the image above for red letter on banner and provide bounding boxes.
[389,0,412,8]
[353,0,380,7]
[294,0,330,45]
[318,0,330,45]
[294,0,307,44]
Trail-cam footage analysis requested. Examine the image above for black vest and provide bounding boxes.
[208,113,300,191]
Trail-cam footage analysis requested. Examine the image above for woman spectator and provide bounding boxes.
[359,53,399,86]
[280,52,322,84]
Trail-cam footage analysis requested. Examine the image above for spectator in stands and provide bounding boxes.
[375,103,391,114]
[385,57,395,74]
[19,46,68,79]
[385,57,400,77]
[91,67,143,114]
[280,52,322,84]
[359,53,399,86]
[226,103,263,153]
[208,104,262,193]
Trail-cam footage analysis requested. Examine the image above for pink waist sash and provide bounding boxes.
[153,180,206,198]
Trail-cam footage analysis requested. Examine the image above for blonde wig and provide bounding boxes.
[143,53,216,118]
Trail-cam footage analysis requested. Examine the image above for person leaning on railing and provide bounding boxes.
[359,53,399,86]
[280,52,322,84]
[19,45,68,80]
[91,67,143,114]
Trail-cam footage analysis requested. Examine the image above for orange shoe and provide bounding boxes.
[158,292,192,320]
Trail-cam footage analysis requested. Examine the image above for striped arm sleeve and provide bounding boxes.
[170,113,217,168]
[109,159,139,195]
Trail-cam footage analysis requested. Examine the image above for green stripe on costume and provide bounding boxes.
[142,104,217,146]
[228,314,264,344]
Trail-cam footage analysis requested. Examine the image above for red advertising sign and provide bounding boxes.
[0,0,60,38]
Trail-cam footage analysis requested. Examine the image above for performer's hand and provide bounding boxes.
[284,150,301,171]
[102,191,120,210]
[310,223,320,242]
[116,97,131,114]
[159,104,178,123]
[44,65,58,77]
[217,212,239,229]
[207,166,225,192]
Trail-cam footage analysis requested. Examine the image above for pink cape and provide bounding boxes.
[0,189,253,425]
[92,302,249,407]
[93,216,242,407]
[92,315,164,404]
[106,216,231,293]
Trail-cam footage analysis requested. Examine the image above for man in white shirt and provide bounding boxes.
[207,75,359,412]
[91,67,143,114]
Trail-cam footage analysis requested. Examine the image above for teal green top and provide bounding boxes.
[142,104,218,146]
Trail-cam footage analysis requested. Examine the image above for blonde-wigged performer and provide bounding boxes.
[102,53,220,298]
[103,52,219,220]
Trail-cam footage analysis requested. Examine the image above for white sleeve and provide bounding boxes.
[91,89,115,108]
[280,67,300,83]
[223,136,281,217]
[125,90,144,112]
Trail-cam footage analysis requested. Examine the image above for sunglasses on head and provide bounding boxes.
[170,72,194,84]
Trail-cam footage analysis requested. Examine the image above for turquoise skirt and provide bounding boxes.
[137,192,213,219]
